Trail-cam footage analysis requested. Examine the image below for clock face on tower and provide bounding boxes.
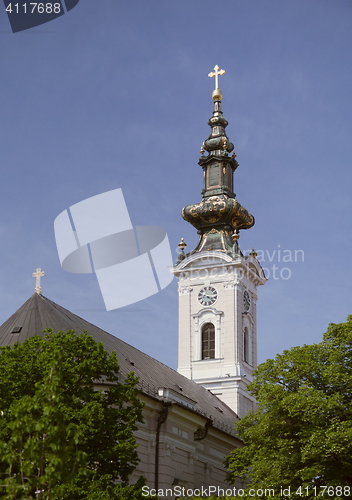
[244,290,251,311]
[198,286,218,306]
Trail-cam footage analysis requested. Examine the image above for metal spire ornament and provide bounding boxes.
[208,64,225,101]
[179,66,255,260]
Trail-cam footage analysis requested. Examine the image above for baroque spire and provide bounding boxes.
[179,66,255,261]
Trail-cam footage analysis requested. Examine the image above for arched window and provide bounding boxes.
[202,323,215,359]
[244,327,249,363]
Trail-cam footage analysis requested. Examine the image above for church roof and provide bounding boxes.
[0,293,238,436]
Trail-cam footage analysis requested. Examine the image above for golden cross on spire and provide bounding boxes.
[208,65,225,90]
[33,268,44,294]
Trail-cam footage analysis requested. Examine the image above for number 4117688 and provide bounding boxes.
[6,3,61,14]
[296,486,350,497]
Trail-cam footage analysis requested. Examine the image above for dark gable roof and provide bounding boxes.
[0,294,238,436]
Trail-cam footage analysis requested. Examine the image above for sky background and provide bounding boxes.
[0,0,351,370]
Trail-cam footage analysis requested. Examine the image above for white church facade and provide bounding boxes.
[173,249,265,419]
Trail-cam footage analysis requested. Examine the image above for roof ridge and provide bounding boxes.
[0,293,239,435]
[39,294,184,374]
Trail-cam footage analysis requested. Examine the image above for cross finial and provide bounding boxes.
[33,268,44,294]
[208,65,225,90]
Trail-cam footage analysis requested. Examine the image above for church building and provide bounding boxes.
[0,67,265,497]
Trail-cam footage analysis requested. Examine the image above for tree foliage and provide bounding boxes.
[0,329,147,499]
[225,316,352,499]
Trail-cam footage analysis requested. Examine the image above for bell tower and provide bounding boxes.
[171,67,266,418]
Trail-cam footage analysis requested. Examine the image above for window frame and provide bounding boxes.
[201,322,215,360]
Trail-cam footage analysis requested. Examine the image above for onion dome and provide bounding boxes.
[180,66,255,259]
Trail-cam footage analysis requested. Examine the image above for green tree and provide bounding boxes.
[225,316,352,499]
[0,329,147,499]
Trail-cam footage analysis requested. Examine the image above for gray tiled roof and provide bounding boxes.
[0,293,238,436]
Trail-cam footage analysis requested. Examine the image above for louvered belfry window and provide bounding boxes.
[202,323,215,359]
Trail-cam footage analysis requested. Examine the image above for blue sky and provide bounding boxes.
[0,0,351,370]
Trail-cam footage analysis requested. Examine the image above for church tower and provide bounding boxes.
[171,67,266,418]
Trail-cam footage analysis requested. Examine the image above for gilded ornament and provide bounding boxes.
[178,238,187,251]
[250,248,258,258]
[232,231,239,242]
[205,228,220,236]
[208,65,225,101]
